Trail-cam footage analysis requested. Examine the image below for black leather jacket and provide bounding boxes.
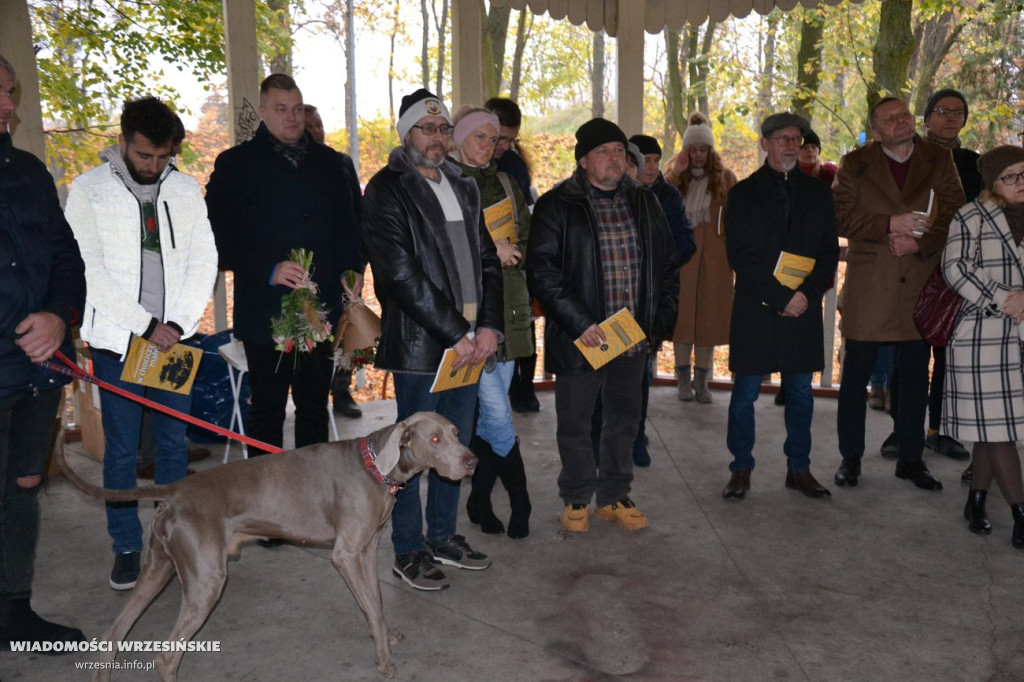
[363,147,503,373]
[527,170,681,376]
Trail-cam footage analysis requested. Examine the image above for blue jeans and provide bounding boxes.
[476,361,516,456]
[390,372,478,556]
[93,352,191,554]
[727,372,813,473]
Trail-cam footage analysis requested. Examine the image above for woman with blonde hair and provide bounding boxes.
[665,112,738,403]
[448,106,533,539]
[943,145,1024,548]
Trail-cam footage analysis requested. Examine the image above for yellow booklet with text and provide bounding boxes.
[120,336,203,394]
[574,308,646,370]
[430,348,485,393]
[483,197,517,244]
[774,251,816,290]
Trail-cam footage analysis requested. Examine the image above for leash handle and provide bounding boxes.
[49,351,285,455]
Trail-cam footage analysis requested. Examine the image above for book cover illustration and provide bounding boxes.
[120,336,203,395]
[574,308,646,370]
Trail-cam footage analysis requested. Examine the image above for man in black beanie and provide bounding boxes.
[363,89,502,590]
[528,118,680,532]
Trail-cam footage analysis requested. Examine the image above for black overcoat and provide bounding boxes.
[725,163,839,375]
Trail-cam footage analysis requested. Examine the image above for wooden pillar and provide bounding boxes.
[615,0,645,135]
[451,0,483,111]
[0,0,47,163]
[217,0,262,332]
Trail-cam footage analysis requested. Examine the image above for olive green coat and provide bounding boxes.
[454,158,534,361]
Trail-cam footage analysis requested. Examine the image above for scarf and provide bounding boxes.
[271,133,308,168]
[684,169,711,226]
[926,133,962,151]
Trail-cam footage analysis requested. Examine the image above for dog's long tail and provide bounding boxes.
[58,437,175,502]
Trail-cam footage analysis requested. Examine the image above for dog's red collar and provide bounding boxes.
[359,435,405,496]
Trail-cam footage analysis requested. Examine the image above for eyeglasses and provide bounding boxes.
[412,123,453,136]
[496,135,520,146]
[769,134,802,146]
[998,171,1024,186]
[933,107,965,120]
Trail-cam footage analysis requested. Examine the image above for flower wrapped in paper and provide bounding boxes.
[270,249,333,360]
[334,271,380,371]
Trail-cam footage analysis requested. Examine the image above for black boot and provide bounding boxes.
[509,352,540,413]
[963,490,992,535]
[466,437,505,534]
[0,595,85,653]
[1012,503,1024,549]
[497,439,532,539]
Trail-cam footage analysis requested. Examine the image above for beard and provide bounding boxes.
[779,158,797,173]
[123,154,159,185]
[407,143,446,169]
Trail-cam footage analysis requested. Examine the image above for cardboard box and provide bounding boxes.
[74,345,105,462]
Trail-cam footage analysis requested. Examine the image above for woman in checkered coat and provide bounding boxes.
[942,146,1024,549]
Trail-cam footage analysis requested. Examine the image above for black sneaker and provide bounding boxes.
[110,551,140,590]
[332,390,363,418]
[425,534,491,570]
[392,551,449,591]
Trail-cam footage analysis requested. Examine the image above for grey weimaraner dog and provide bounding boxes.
[59,411,476,680]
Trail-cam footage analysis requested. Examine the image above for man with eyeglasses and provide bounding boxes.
[833,96,966,492]
[920,89,983,470]
[721,113,839,500]
[363,89,502,590]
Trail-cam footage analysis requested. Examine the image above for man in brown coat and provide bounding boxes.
[833,96,965,491]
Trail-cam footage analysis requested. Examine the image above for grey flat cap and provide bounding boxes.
[761,113,810,138]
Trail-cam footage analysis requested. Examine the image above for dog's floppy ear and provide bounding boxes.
[372,422,406,476]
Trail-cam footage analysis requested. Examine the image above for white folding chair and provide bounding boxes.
[217,337,249,462]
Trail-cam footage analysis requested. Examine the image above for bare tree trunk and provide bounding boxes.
[910,11,965,115]
[432,0,449,100]
[509,9,530,101]
[389,1,401,128]
[592,30,605,119]
[687,21,716,119]
[698,21,716,116]
[266,0,293,75]
[482,1,511,98]
[420,0,430,89]
[344,0,358,171]
[868,0,915,111]
[792,10,825,123]
[757,11,781,123]
[665,28,687,136]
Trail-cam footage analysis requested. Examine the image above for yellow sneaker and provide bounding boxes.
[560,503,590,532]
[595,498,648,531]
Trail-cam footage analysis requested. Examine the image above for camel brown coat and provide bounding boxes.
[667,167,738,346]
[833,137,965,341]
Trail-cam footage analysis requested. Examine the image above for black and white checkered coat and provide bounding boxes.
[942,198,1024,443]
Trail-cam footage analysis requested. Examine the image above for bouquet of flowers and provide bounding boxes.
[334,270,380,371]
[271,249,333,358]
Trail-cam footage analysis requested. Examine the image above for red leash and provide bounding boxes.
[47,350,285,454]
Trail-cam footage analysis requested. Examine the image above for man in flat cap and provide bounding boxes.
[721,113,839,500]
[527,118,680,532]
[833,96,965,491]
[363,88,502,590]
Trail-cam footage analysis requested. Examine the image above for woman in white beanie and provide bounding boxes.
[664,112,737,403]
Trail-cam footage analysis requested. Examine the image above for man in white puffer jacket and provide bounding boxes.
[65,97,218,591]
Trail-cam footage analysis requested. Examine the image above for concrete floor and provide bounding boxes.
[6,385,1024,681]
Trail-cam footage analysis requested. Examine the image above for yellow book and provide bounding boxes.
[120,336,203,395]
[774,251,816,290]
[483,196,517,244]
[430,348,485,393]
[574,308,647,370]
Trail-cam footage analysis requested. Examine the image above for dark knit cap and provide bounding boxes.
[761,113,810,139]
[978,145,1024,192]
[802,129,822,149]
[924,89,968,123]
[575,118,628,161]
[629,134,662,158]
